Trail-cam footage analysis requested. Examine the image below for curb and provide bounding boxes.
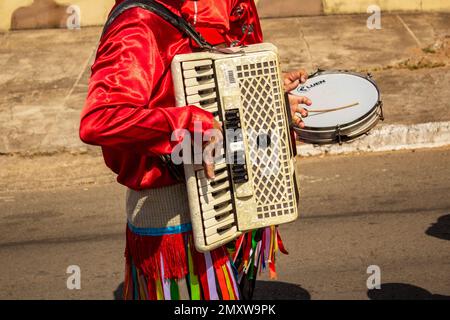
[296,121,450,156]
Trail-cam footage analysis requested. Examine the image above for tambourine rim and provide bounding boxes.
[295,108,382,144]
[293,70,382,132]
[297,101,382,134]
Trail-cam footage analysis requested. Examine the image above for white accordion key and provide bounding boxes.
[200,102,219,113]
[183,67,214,79]
[199,192,232,210]
[201,203,233,220]
[198,191,231,206]
[182,60,212,70]
[185,81,216,96]
[205,226,237,246]
[197,170,228,187]
[198,180,230,197]
[185,77,210,87]
[186,91,217,105]
[204,216,235,236]
[203,207,235,226]
[198,184,229,200]
[196,163,227,179]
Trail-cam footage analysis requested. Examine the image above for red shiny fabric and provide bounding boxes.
[79,0,263,190]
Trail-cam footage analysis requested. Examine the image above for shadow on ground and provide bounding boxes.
[114,282,124,300]
[368,283,450,300]
[113,281,311,300]
[426,214,450,241]
[252,281,311,300]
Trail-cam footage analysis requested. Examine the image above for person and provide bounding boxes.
[79,0,310,300]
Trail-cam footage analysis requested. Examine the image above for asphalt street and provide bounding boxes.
[0,148,449,300]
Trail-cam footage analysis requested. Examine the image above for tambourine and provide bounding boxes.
[291,70,384,144]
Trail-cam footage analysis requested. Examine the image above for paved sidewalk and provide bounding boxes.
[0,13,449,156]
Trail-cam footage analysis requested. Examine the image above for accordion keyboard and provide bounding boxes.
[182,59,239,246]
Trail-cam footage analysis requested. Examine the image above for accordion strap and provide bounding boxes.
[101,0,214,50]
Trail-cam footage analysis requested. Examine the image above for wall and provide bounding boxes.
[321,0,450,15]
[256,0,450,17]
[0,0,115,31]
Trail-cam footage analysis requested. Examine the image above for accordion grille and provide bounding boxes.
[237,60,296,220]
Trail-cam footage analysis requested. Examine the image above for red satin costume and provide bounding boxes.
[80,0,263,190]
[80,0,286,300]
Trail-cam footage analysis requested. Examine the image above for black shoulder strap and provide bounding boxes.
[101,0,213,50]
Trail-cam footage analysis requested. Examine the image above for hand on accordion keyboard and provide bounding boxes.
[203,119,223,180]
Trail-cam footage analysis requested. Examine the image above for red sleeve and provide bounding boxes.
[229,0,263,45]
[79,11,214,156]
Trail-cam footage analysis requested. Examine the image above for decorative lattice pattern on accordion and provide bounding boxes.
[237,61,296,220]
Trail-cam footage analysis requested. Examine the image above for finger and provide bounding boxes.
[292,114,302,125]
[284,71,295,82]
[291,96,312,106]
[287,70,308,83]
[284,79,300,92]
[288,94,311,105]
[289,99,309,118]
[202,139,218,179]
[295,106,308,117]
[213,120,224,133]
[204,162,215,179]
[292,115,305,128]
[286,70,302,81]
[299,70,308,83]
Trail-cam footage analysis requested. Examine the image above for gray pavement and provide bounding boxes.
[0,148,449,299]
[0,13,449,155]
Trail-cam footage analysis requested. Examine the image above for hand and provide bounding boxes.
[203,119,223,179]
[283,69,308,93]
[289,95,311,128]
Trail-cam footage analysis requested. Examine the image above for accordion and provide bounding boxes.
[171,43,299,252]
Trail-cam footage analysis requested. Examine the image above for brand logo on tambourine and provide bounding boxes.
[296,79,326,92]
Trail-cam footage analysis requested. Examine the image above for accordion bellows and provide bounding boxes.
[171,43,299,252]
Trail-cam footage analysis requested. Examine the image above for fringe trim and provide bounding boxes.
[124,225,239,300]
[233,226,287,280]
[125,225,189,280]
[124,225,287,300]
